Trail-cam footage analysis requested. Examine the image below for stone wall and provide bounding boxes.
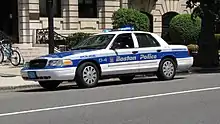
[18,0,121,44]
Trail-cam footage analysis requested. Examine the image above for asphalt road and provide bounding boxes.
[0,73,220,124]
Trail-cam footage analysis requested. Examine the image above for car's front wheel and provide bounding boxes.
[75,62,100,88]
[38,81,62,90]
[156,58,176,80]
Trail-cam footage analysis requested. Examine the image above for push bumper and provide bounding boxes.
[21,67,76,81]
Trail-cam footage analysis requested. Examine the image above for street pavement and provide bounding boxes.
[0,73,219,123]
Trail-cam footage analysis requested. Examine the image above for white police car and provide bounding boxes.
[21,28,193,90]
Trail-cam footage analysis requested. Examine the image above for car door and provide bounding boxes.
[105,33,139,75]
[133,33,162,73]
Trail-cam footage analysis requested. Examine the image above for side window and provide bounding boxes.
[112,33,134,49]
[135,33,160,48]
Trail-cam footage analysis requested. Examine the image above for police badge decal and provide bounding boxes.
[110,57,114,63]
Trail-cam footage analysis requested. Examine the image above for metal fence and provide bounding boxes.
[35,28,70,52]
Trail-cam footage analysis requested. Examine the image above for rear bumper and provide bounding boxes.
[177,57,194,71]
[20,67,76,81]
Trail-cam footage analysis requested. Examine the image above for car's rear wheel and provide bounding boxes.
[75,62,100,88]
[39,81,62,90]
[156,58,176,80]
[119,75,135,82]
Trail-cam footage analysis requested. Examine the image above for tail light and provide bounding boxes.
[187,48,191,56]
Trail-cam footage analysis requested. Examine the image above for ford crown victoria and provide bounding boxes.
[21,29,193,90]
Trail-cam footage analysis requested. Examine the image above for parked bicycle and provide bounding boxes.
[0,39,22,66]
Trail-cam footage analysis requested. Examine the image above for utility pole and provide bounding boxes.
[47,0,55,54]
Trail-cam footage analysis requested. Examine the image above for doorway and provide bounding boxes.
[162,12,179,43]
[0,0,19,43]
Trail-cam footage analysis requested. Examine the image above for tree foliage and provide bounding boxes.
[112,8,150,31]
[186,0,220,67]
[186,0,220,22]
[169,14,201,45]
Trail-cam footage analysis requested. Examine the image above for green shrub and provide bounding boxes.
[67,32,92,48]
[112,8,150,31]
[169,14,201,45]
[215,34,220,41]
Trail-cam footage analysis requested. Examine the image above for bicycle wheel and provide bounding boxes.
[10,50,21,66]
[0,49,4,64]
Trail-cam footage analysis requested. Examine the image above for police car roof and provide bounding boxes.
[97,31,152,35]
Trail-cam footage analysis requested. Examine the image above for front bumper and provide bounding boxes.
[21,67,76,81]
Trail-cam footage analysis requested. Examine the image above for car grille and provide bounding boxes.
[29,59,48,69]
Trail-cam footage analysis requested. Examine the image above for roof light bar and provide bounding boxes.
[102,25,135,32]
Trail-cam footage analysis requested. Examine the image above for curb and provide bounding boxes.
[0,84,40,91]
[189,67,220,73]
[0,74,20,77]
[0,81,75,91]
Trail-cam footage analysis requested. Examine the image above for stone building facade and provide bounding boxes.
[15,0,191,44]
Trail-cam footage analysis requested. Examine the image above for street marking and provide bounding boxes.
[1,86,220,117]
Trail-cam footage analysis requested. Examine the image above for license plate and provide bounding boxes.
[28,71,37,79]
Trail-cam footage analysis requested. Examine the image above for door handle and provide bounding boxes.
[157,49,162,52]
[132,51,138,54]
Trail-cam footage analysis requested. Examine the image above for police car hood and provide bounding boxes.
[39,49,98,59]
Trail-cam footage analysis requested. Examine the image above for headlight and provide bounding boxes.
[48,59,73,67]
[48,60,63,67]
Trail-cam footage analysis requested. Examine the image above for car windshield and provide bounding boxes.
[72,34,115,50]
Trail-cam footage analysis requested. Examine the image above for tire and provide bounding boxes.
[156,58,177,80]
[39,81,62,90]
[75,62,100,88]
[10,50,21,66]
[119,75,135,82]
[0,49,4,64]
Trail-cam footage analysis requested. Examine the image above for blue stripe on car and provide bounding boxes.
[22,50,190,70]
[71,50,189,66]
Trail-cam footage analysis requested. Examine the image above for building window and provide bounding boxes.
[39,0,62,17]
[78,0,97,18]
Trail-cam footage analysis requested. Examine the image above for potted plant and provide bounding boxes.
[187,44,199,56]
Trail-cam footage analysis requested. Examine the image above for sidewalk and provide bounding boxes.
[0,65,38,90]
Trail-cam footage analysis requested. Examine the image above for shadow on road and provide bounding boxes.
[16,76,186,93]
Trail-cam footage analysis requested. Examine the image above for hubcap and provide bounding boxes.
[162,61,175,77]
[83,66,97,84]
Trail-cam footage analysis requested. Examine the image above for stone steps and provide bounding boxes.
[12,44,48,62]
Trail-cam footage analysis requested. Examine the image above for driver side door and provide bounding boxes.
[106,33,139,75]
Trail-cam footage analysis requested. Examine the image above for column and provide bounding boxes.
[18,0,31,43]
